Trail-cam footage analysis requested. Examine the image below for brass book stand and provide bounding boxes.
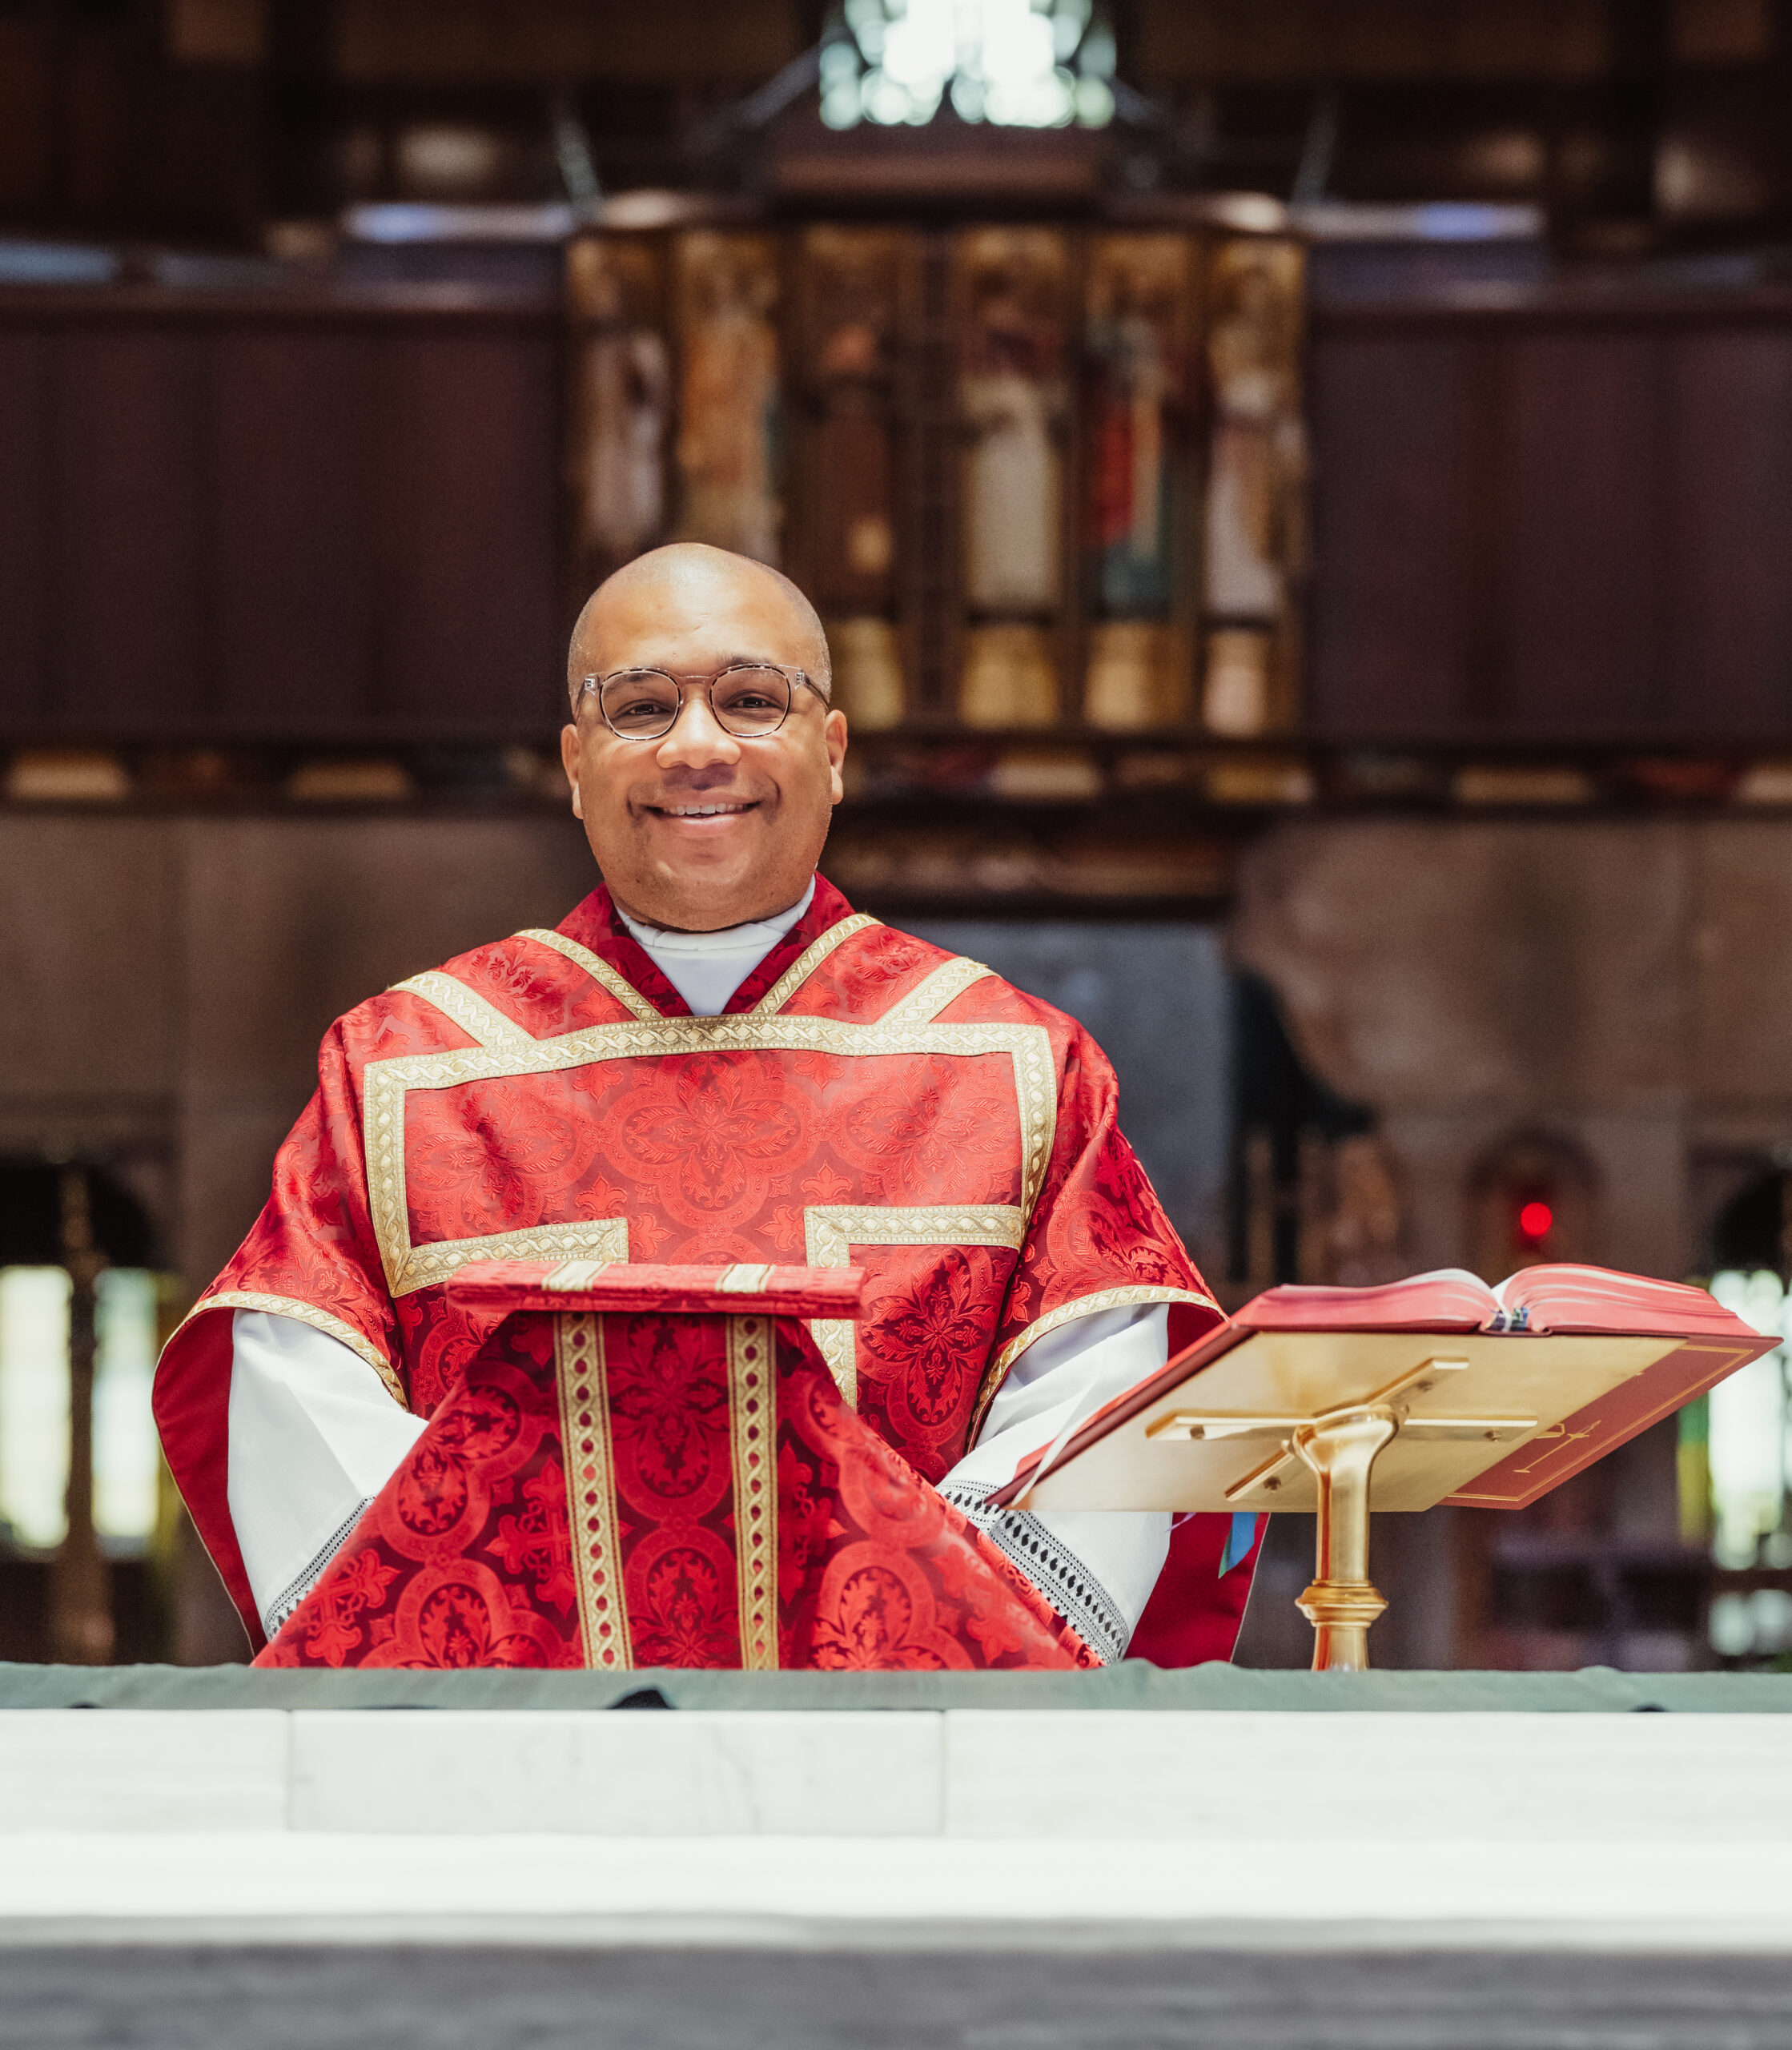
[1015,1328,1706,1670]
[1146,1357,1529,1670]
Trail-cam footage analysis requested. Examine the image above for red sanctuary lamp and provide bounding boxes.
[1517,1199,1555,1248]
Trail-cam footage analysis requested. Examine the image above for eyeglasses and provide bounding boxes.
[575,663,827,742]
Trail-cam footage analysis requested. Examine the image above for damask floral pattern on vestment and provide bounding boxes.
[166,875,1244,1663]
[258,1304,1092,1673]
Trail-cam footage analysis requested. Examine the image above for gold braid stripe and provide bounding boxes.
[518,916,883,1027]
[555,1312,633,1670]
[879,954,994,1027]
[514,929,663,1022]
[968,1285,1223,1442]
[176,1290,408,1410]
[392,1219,629,1297]
[804,1204,1026,1407]
[360,1011,1055,1302]
[388,971,535,1055]
[727,1313,779,1669]
[749,914,882,1015]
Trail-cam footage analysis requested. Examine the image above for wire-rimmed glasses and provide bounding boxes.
[576,663,826,742]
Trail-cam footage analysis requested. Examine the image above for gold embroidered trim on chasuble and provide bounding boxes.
[749,914,882,1015]
[513,930,665,1022]
[553,1308,780,1671]
[878,953,994,1028]
[388,972,537,1056]
[804,1206,1027,1408]
[179,1291,408,1409]
[554,1313,633,1670]
[360,940,1059,1369]
[727,1313,778,1669]
[388,1220,631,1299]
[967,1284,1225,1443]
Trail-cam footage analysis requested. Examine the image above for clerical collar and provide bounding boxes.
[614,878,815,1016]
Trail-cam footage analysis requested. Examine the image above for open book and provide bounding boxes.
[993,1264,1774,1516]
[1220,1264,1754,1340]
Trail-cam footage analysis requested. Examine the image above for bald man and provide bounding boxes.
[156,545,1260,1668]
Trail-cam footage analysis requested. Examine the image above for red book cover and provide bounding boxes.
[449,1260,866,1321]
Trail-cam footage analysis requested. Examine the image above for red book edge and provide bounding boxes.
[1446,1332,1774,1508]
[448,1260,867,1322]
[1232,1266,1745,1338]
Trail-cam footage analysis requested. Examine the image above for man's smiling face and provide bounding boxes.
[559,545,848,933]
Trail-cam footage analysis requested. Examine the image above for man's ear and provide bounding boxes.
[825,709,848,806]
[559,723,584,818]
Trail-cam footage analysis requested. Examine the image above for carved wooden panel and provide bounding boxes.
[1309,303,1792,743]
[0,299,561,742]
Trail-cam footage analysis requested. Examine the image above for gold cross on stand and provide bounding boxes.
[1146,1358,1537,1670]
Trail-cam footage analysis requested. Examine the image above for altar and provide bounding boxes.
[2,1665,1791,2044]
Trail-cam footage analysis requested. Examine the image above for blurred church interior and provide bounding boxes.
[6,0,1792,1670]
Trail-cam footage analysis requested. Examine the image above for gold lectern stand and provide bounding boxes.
[1150,1357,1529,1671]
[1010,1326,1728,1670]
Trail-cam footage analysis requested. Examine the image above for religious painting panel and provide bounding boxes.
[954,227,1071,730]
[672,230,784,566]
[791,226,916,732]
[1082,232,1194,732]
[565,232,671,587]
[1200,237,1307,739]
[552,221,1308,738]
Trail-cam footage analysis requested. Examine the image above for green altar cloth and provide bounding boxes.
[0,1661,1786,1712]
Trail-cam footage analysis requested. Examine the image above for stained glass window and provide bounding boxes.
[0,1265,163,1554]
[822,0,1116,131]
[1706,1267,1792,1660]
[0,1268,70,1550]
[94,1269,161,1545]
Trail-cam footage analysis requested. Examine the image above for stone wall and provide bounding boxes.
[0,813,596,1287]
[1231,815,1792,1281]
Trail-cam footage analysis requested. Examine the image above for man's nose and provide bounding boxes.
[653,688,741,770]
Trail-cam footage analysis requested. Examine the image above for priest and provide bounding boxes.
[155,543,1262,1666]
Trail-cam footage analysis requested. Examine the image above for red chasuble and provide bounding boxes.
[255,1265,1095,1671]
[155,876,1254,1665]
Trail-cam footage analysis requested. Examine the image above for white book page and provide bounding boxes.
[1404,1267,1497,1296]
[1492,1264,1620,1308]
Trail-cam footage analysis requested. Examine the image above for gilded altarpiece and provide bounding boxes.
[1082,233,1195,731]
[790,227,918,733]
[565,235,670,590]
[564,222,1307,739]
[1199,237,1306,738]
[673,231,784,565]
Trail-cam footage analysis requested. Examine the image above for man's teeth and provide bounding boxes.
[663,802,749,816]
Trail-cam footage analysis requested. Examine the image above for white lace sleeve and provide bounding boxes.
[938,1304,1171,1664]
[227,1311,425,1640]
